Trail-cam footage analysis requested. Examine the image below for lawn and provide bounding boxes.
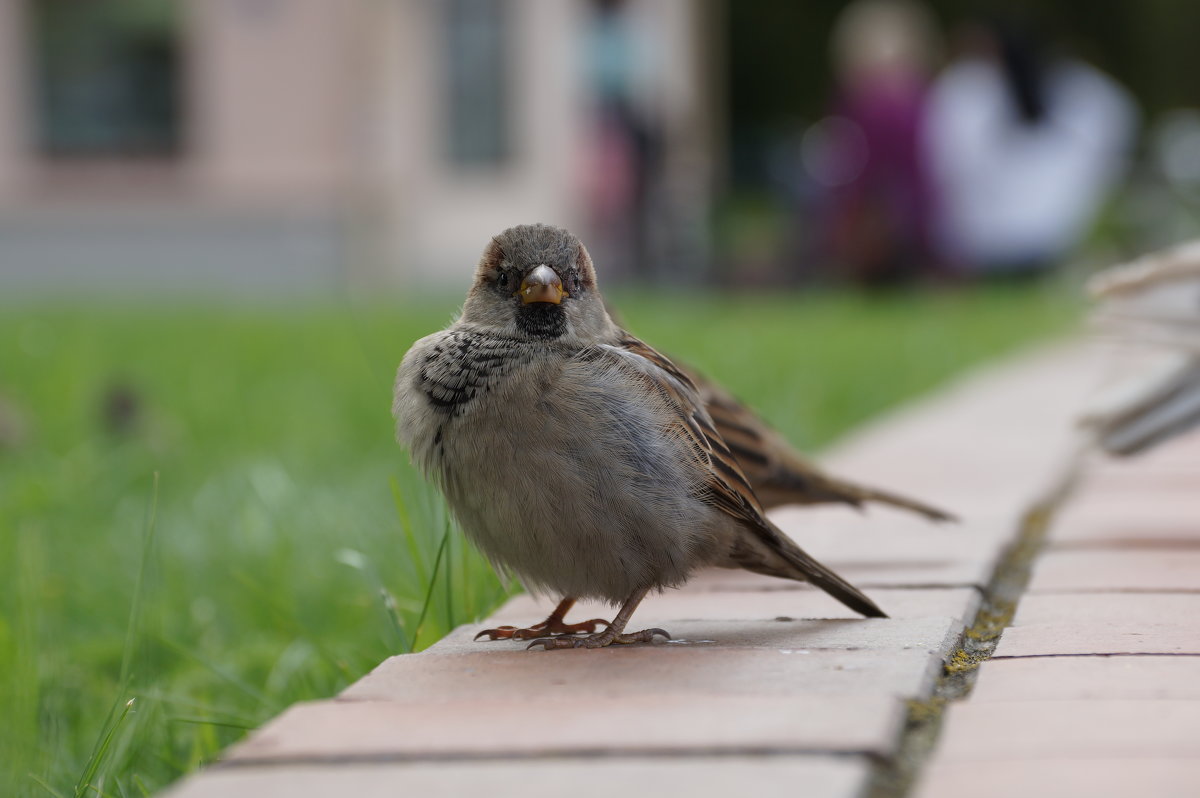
[0,283,1079,797]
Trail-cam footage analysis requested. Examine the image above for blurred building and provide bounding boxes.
[0,0,719,293]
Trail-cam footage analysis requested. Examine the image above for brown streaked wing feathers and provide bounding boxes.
[614,333,772,532]
[611,332,888,619]
[690,365,957,522]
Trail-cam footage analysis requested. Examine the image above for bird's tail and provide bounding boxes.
[765,522,888,618]
[761,460,958,523]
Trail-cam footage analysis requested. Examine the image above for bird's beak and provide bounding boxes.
[518,265,566,305]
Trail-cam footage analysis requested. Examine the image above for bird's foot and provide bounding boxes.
[526,627,671,650]
[474,616,610,642]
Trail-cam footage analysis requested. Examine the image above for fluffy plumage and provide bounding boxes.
[393,224,885,648]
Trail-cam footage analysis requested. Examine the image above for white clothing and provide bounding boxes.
[924,58,1138,270]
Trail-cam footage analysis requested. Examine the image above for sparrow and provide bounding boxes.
[1080,241,1200,455]
[392,224,885,650]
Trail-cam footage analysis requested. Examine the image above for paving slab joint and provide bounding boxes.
[219,747,886,770]
[864,448,1086,798]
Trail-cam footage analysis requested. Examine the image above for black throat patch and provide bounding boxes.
[515,303,567,338]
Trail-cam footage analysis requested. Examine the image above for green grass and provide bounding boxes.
[0,284,1079,796]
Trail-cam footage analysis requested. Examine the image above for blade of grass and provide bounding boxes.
[157,637,276,711]
[137,687,257,723]
[29,773,67,798]
[84,782,120,798]
[389,477,427,587]
[170,718,257,731]
[119,473,159,689]
[443,517,454,631]
[10,524,46,794]
[412,524,451,649]
[379,587,410,652]
[334,546,415,653]
[75,473,159,798]
[73,699,135,798]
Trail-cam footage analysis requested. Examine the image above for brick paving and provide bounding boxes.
[917,414,1200,797]
[166,340,1132,798]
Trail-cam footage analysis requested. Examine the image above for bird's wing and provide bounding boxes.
[604,333,774,532]
[691,366,955,520]
[579,333,886,619]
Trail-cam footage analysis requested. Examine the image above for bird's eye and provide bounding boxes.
[496,272,510,290]
[566,274,582,294]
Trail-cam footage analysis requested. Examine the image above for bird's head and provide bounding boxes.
[460,224,613,342]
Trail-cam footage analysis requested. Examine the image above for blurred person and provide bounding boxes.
[816,0,946,285]
[923,19,1138,277]
[579,0,663,280]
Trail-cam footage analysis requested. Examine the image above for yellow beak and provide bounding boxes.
[518,265,567,305]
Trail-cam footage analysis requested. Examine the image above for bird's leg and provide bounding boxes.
[527,586,670,650]
[473,597,610,642]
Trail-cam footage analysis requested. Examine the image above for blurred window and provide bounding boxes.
[444,0,510,167]
[29,0,183,157]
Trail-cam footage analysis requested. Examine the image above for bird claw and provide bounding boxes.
[473,626,517,641]
[474,617,611,642]
[526,627,671,651]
